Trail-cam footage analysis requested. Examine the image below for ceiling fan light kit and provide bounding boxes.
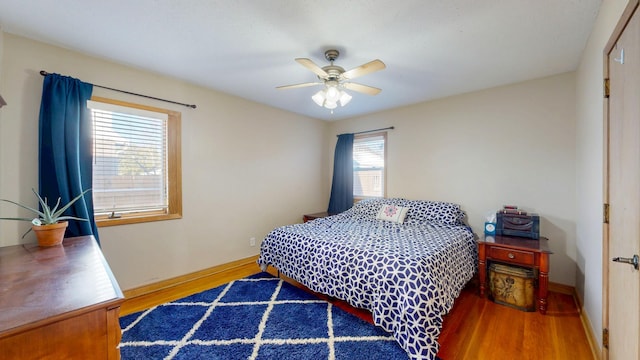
[311,82,353,109]
[277,49,385,111]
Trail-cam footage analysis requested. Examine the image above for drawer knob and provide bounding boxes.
[508,253,515,259]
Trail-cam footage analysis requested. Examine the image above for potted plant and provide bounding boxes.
[0,188,91,246]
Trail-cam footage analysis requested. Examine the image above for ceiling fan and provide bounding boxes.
[277,49,386,110]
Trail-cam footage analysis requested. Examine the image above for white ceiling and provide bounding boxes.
[0,0,602,121]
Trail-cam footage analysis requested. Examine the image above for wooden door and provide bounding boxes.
[605,2,640,359]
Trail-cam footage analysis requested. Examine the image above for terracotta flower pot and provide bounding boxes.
[32,221,68,247]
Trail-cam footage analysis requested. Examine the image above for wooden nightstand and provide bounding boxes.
[302,211,336,223]
[477,235,552,314]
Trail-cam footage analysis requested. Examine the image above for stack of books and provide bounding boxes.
[500,205,527,215]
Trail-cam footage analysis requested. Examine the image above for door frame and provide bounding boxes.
[603,1,640,359]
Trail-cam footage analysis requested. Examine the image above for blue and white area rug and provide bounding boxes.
[119,272,408,359]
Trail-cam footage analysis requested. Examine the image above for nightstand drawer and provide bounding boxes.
[488,247,535,265]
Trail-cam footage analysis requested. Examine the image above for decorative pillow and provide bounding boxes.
[405,200,465,225]
[351,198,410,218]
[376,204,409,223]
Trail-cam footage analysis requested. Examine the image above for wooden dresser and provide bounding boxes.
[0,236,124,359]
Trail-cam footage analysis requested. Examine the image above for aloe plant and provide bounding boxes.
[0,188,91,237]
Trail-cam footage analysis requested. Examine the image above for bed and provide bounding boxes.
[257,197,477,360]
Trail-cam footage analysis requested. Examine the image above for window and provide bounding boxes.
[88,96,182,226]
[353,132,386,198]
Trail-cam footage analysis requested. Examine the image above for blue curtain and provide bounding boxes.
[327,133,354,213]
[39,74,100,243]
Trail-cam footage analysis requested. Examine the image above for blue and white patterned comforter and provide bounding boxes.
[258,198,477,360]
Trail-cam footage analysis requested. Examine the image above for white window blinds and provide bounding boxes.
[88,100,169,216]
[353,133,385,197]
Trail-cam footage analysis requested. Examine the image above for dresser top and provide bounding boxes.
[0,236,123,335]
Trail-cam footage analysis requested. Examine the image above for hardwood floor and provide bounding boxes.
[120,260,595,359]
[437,285,594,359]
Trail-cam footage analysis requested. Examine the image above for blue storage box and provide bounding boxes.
[496,212,540,239]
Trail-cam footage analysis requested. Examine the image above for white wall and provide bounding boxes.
[328,72,578,286]
[0,34,331,289]
[575,0,628,349]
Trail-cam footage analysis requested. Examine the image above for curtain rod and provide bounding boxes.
[39,70,197,109]
[337,126,394,137]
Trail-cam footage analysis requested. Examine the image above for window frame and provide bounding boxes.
[90,96,182,227]
[353,131,387,200]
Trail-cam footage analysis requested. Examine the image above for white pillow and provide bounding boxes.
[376,204,409,224]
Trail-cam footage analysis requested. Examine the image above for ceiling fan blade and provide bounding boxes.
[341,59,386,80]
[276,82,322,90]
[343,82,382,95]
[295,58,329,78]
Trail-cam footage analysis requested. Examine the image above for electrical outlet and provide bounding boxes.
[250,237,256,247]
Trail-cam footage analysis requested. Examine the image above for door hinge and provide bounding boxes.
[604,78,610,98]
[603,328,609,349]
[604,203,609,224]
